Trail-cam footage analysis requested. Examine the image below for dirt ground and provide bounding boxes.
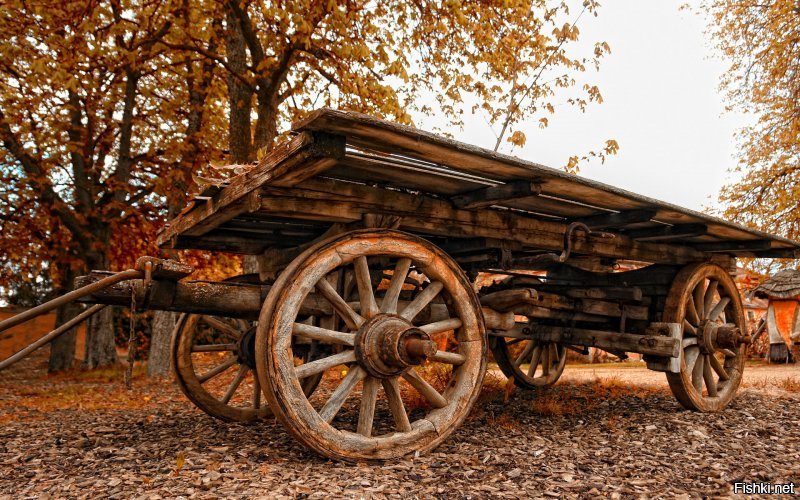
[2,354,800,498]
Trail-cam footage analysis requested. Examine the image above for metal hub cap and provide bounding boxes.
[354,314,437,378]
[236,327,258,369]
[698,321,743,354]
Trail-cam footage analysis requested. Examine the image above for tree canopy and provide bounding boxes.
[0,0,612,370]
[709,0,800,247]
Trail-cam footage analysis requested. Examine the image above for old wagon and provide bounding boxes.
[2,109,798,461]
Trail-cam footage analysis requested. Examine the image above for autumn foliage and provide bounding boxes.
[0,0,612,369]
[709,1,800,248]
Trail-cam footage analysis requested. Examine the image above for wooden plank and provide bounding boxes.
[500,324,680,357]
[691,239,772,252]
[574,209,657,230]
[451,181,541,210]
[625,223,708,241]
[156,132,345,245]
[292,109,800,253]
[256,178,707,265]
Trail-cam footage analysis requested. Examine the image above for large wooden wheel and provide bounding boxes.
[492,333,566,388]
[172,314,324,422]
[256,229,486,461]
[663,263,748,412]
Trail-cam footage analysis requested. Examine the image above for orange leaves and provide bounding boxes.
[705,0,800,249]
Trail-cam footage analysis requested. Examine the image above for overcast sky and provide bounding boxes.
[423,0,749,212]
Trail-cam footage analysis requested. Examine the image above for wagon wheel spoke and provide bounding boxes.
[708,353,729,381]
[420,317,462,335]
[316,278,364,330]
[430,349,466,365]
[400,281,444,321]
[357,376,380,436]
[381,377,412,432]
[354,256,380,319]
[683,320,697,336]
[514,341,536,368]
[721,348,737,358]
[198,357,238,384]
[702,280,718,320]
[527,344,542,377]
[192,343,237,352]
[702,355,718,397]
[381,258,412,314]
[541,343,551,377]
[682,337,698,348]
[252,375,262,410]
[692,281,706,320]
[550,343,560,363]
[203,317,243,340]
[319,366,367,424]
[220,365,249,405]
[294,350,356,380]
[292,323,355,346]
[688,348,704,392]
[402,368,448,408]
[686,298,701,328]
[707,297,731,323]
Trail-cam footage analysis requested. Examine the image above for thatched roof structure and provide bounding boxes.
[754,269,800,299]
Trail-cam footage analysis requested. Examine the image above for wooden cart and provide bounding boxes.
[2,109,798,461]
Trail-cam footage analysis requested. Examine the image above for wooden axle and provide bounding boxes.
[494,322,681,358]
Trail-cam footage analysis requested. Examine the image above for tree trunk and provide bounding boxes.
[48,267,79,372]
[82,306,118,369]
[48,302,80,372]
[225,6,253,163]
[81,252,119,369]
[148,310,178,378]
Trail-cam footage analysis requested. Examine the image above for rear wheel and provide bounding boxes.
[172,314,324,422]
[492,334,567,388]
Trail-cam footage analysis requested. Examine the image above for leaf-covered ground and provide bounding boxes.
[1,354,799,498]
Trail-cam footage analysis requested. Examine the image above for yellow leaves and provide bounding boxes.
[175,451,185,475]
[508,130,526,147]
[705,0,800,243]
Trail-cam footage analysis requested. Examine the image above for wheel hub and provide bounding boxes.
[354,314,437,378]
[698,321,746,354]
[236,327,258,369]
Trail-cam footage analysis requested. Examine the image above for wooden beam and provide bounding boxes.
[691,239,772,252]
[497,324,680,357]
[573,209,657,229]
[256,178,707,266]
[625,223,707,241]
[451,181,541,210]
[438,237,522,255]
[156,132,345,245]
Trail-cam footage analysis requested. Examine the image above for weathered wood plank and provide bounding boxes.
[292,109,800,254]
[451,181,541,210]
[498,323,680,357]
[691,239,772,252]
[256,179,707,265]
[574,209,657,230]
[625,223,708,241]
[157,132,345,245]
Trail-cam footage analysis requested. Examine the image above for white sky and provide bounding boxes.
[422,0,750,212]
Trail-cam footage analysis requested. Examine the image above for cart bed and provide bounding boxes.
[156,109,800,264]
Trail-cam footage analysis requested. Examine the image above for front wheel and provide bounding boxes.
[256,229,487,461]
[664,263,747,412]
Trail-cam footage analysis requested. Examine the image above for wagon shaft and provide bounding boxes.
[73,270,515,330]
